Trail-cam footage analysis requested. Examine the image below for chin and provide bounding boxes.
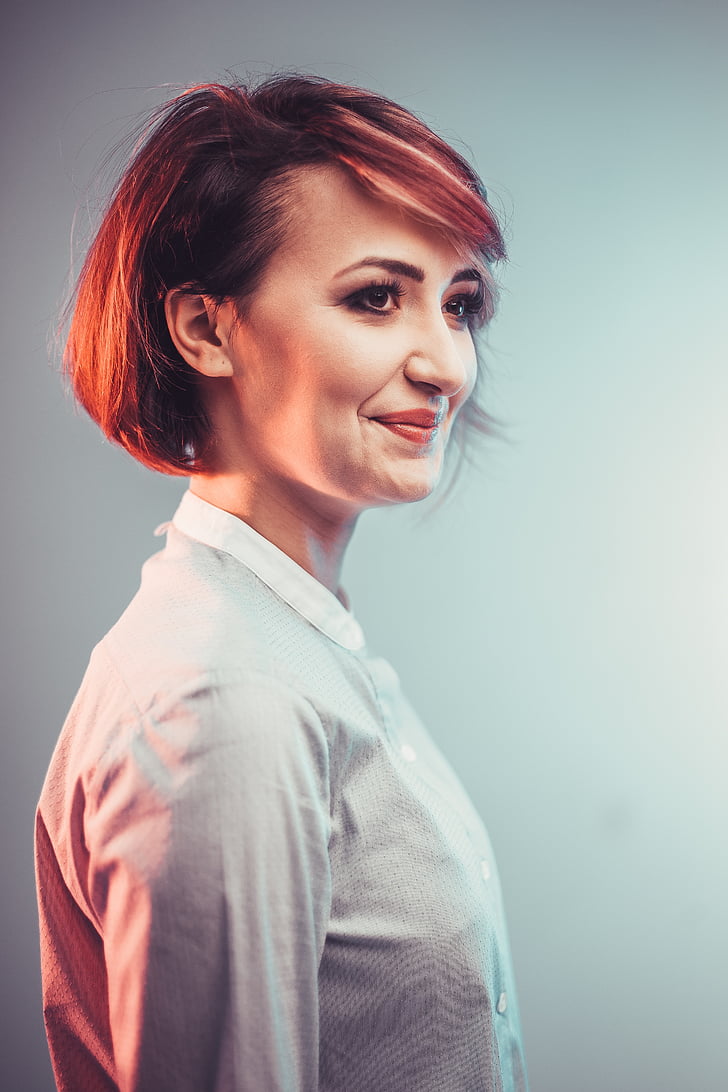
[375,469,441,507]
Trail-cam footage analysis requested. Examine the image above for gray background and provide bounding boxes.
[2,1,727,1089]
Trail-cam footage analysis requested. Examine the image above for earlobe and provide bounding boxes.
[164,290,235,378]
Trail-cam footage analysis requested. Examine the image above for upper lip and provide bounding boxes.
[372,408,444,427]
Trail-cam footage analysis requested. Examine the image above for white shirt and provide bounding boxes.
[36,490,528,1091]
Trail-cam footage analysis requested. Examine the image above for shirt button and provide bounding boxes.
[496,992,508,1015]
[480,859,491,881]
[400,743,417,763]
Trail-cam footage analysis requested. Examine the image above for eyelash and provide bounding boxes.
[347,279,485,327]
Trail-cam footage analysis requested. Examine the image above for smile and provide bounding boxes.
[374,420,440,445]
[370,407,444,446]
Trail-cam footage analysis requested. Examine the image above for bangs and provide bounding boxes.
[308,104,505,323]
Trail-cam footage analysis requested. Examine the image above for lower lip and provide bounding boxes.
[374,421,440,445]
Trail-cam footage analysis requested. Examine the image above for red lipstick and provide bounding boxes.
[372,408,443,445]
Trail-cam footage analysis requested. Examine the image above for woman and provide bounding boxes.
[35,75,528,1091]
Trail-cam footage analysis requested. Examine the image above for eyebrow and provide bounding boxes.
[335,256,482,286]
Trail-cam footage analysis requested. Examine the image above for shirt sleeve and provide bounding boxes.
[83,668,332,1092]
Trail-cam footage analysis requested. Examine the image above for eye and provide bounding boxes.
[363,286,394,310]
[444,287,486,327]
[347,279,405,315]
[445,297,468,319]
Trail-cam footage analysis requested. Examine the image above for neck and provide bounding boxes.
[189,472,358,597]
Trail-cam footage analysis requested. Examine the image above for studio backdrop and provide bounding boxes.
[2,1,726,1089]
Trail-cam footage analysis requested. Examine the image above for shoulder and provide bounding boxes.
[41,640,332,878]
[44,522,336,812]
[74,639,330,795]
[39,526,343,910]
[108,525,279,681]
[101,524,369,741]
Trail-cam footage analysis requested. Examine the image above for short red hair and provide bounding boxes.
[65,75,506,474]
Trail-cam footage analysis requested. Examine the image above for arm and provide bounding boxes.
[85,671,332,1092]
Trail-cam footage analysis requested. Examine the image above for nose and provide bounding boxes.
[402,313,474,400]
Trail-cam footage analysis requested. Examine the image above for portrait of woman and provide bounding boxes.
[34,75,528,1091]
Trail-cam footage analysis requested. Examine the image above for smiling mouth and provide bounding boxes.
[371,409,444,446]
[374,420,440,445]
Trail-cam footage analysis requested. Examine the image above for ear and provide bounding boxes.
[164,290,235,378]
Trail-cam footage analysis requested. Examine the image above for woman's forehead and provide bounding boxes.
[271,165,471,282]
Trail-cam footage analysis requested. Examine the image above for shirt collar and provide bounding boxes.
[167,489,365,651]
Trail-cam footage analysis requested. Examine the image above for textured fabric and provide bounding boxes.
[36,490,528,1092]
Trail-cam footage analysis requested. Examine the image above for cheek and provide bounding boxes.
[307,326,397,406]
[241,304,407,420]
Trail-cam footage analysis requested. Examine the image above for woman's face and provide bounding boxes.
[208,166,482,523]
